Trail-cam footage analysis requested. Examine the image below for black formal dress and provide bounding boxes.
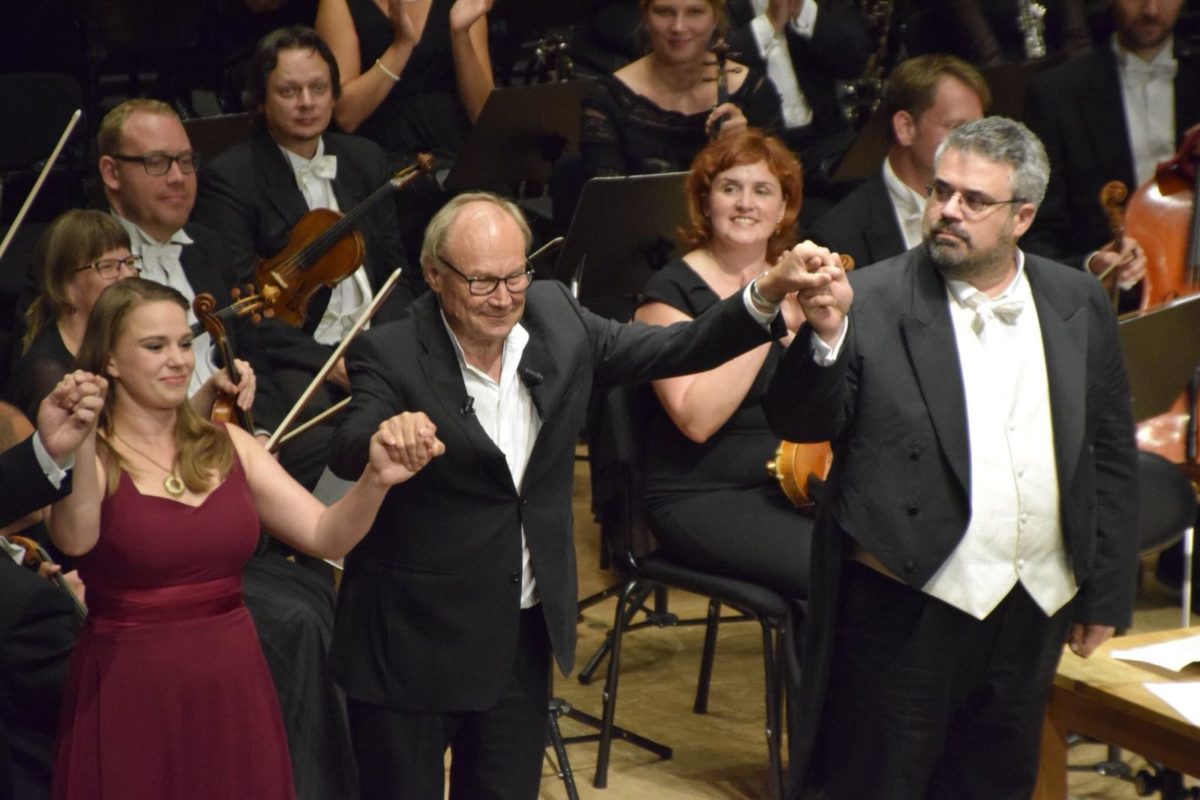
[580,68,783,179]
[640,259,810,597]
[3,326,73,425]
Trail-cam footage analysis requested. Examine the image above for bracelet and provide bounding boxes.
[749,272,780,314]
[375,58,401,82]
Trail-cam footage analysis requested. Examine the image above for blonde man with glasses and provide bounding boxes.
[767,116,1137,799]
[327,190,844,799]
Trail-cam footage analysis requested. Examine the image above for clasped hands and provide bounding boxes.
[367,411,447,487]
[757,240,852,345]
[37,370,109,464]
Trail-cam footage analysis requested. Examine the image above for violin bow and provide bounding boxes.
[0,109,82,264]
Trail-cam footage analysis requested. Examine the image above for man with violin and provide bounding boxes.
[1023,0,1197,305]
[194,25,414,491]
[767,117,1138,799]
[0,372,106,800]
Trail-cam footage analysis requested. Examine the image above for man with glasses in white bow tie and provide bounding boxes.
[766,117,1138,800]
[1023,0,1197,310]
[195,24,414,491]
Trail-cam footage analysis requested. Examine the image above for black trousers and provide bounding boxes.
[348,607,551,800]
[812,561,1073,800]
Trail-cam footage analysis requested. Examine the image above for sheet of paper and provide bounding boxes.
[1146,682,1200,727]
[1110,635,1200,672]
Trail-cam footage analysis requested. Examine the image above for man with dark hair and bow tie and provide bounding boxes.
[768,116,1138,799]
[1023,0,1198,309]
[194,24,414,491]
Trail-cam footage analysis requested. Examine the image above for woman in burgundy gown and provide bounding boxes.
[48,278,434,799]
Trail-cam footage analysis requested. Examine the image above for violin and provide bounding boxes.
[255,154,432,327]
[767,253,855,508]
[10,534,87,622]
[193,293,253,430]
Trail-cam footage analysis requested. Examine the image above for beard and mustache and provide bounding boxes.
[923,217,1017,283]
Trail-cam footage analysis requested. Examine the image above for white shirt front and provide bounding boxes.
[923,255,1076,619]
[441,314,543,608]
[114,216,218,396]
[747,0,819,129]
[280,139,373,346]
[881,156,927,250]
[1114,34,1177,186]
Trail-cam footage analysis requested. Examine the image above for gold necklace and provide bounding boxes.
[113,430,186,498]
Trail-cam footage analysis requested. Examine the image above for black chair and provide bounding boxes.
[588,381,792,798]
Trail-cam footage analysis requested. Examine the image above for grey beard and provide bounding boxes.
[924,235,1013,284]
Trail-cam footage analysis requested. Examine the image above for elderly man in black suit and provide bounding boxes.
[0,372,105,800]
[806,54,989,268]
[327,191,838,799]
[1023,0,1198,303]
[768,117,1138,799]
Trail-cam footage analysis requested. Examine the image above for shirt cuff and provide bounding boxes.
[742,283,780,326]
[33,432,72,490]
[810,317,848,365]
[790,0,818,38]
[750,14,778,56]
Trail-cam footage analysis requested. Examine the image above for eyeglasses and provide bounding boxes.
[436,255,535,296]
[112,151,200,176]
[77,255,142,279]
[927,179,1025,219]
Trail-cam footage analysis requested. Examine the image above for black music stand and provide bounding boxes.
[554,172,689,319]
[1118,293,1200,422]
[443,81,589,192]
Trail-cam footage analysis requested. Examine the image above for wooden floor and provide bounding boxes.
[527,452,1198,799]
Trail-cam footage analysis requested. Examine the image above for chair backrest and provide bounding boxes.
[183,113,253,168]
[1136,451,1198,555]
[589,382,659,569]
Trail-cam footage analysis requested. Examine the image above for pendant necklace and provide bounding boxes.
[113,430,186,498]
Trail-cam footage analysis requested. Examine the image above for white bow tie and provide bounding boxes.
[964,292,1024,333]
[295,154,338,184]
[1123,59,1177,86]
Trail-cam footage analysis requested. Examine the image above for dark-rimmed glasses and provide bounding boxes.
[927,179,1025,219]
[437,255,534,296]
[77,255,142,279]
[112,151,200,176]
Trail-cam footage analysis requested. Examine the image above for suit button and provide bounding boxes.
[907,504,919,516]
[510,571,521,584]
[909,446,921,460]
[903,560,916,573]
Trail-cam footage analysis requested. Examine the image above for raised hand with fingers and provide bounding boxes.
[37,370,109,463]
[375,410,446,478]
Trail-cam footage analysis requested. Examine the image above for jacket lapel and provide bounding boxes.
[1083,48,1137,187]
[253,131,310,226]
[413,300,517,492]
[1026,260,1087,490]
[901,253,970,494]
[864,175,907,265]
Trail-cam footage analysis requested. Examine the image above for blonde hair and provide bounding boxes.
[75,278,234,495]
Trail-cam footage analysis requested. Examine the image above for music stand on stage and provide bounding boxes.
[1118,293,1200,422]
[443,81,588,192]
[554,172,689,317]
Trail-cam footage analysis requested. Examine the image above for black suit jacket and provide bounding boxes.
[765,248,1139,788]
[805,170,906,268]
[1023,42,1200,262]
[328,280,781,712]
[726,0,870,142]
[193,130,412,382]
[0,437,76,800]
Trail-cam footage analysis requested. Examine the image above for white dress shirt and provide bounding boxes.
[881,156,927,250]
[746,0,819,129]
[114,216,219,396]
[280,139,373,346]
[923,254,1076,619]
[1115,34,1177,186]
[441,314,543,608]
